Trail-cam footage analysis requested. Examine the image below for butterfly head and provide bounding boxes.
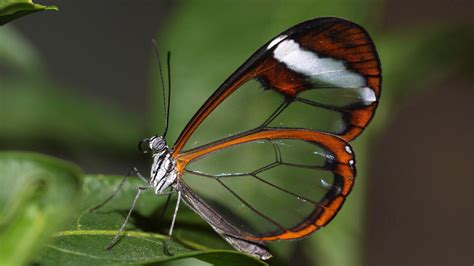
[138,135,168,154]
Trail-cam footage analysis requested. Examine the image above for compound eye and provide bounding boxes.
[138,138,151,154]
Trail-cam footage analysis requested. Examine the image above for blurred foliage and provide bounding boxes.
[0,152,82,265]
[0,0,472,265]
[0,25,145,158]
[0,0,57,26]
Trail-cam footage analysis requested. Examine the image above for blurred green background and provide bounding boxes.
[0,0,472,265]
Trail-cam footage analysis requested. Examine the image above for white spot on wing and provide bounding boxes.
[320,179,331,189]
[267,34,287,49]
[313,151,335,160]
[360,87,377,105]
[345,145,352,154]
[273,39,366,88]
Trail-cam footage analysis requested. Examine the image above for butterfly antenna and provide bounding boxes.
[151,39,169,137]
[164,51,172,138]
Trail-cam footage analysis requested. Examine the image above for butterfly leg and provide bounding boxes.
[106,187,176,251]
[164,189,181,256]
[90,167,147,212]
[106,185,150,250]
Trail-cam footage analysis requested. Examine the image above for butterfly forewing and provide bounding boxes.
[173,17,381,156]
[182,80,283,152]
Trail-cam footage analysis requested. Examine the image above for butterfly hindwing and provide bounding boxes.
[175,129,355,241]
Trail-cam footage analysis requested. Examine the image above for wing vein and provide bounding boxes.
[215,178,287,232]
[250,174,318,205]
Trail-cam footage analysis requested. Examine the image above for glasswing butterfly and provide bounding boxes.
[93,17,381,260]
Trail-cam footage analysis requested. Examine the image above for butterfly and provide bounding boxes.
[94,17,381,260]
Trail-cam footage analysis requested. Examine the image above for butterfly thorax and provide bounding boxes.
[146,136,177,194]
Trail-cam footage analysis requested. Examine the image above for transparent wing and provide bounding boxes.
[175,129,355,241]
[172,17,381,156]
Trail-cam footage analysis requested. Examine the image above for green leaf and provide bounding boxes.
[0,151,83,266]
[42,232,265,265]
[37,175,266,265]
[0,0,57,26]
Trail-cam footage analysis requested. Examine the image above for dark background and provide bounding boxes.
[3,0,473,265]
